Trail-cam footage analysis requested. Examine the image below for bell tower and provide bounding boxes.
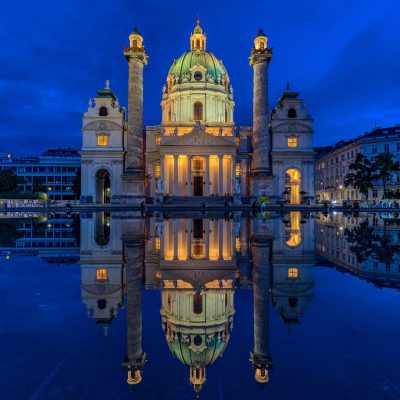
[122,28,148,204]
[250,29,273,199]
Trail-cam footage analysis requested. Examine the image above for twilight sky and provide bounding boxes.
[1,0,399,156]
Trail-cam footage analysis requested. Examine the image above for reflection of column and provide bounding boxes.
[161,155,165,193]
[122,238,146,385]
[173,155,178,196]
[219,155,224,195]
[187,156,192,195]
[250,240,273,386]
[187,219,192,259]
[205,156,210,196]
[173,219,178,260]
[218,219,223,260]
[205,219,210,260]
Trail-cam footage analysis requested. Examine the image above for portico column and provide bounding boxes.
[205,219,210,260]
[173,155,178,196]
[231,157,236,195]
[219,155,224,195]
[205,156,210,196]
[218,219,223,260]
[161,155,165,188]
[187,156,192,196]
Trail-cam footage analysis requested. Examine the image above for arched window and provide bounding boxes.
[168,108,172,123]
[288,108,297,118]
[196,39,200,48]
[193,101,203,120]
[225,108,228,122]
[132,39,137,48]
[99,106,108,117]
[260,41,265,50]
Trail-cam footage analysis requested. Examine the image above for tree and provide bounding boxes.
[344,153,376,200]
[373,153,400,198]
[0,170,23,192]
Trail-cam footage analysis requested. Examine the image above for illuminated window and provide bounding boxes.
[235,163,241,178]
[193,158,203,171]
[156,136,161,145]
[155,236,161,253]
[99,106,108,116]
[96,268,108,281]
[288,267,299,279]
[155,163,161,178]
[235,237,241,253]
[193,101,203,120]
[288,136,298,148]
[97,135,109,146]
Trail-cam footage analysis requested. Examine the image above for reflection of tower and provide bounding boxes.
[271,212,315,326]
[250,232,273,386]
[122,218,147,384]
[122,28,148,204]
[250,29,273,198]
[80,212,124,335]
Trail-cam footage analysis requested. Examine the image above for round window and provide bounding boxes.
[193,335,202,346]
[194,71,203,81]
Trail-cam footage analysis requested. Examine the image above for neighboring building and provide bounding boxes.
[315,125,400,202]
[0,148,81,201]
[0,213,80,263]
[316,213,400,289]
[81,20,314,205]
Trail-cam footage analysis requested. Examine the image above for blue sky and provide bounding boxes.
[0,0,399,155]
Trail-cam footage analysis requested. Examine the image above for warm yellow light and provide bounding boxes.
[155,236,160,253]
[156,137,161,145]
[127,370,142,385]
[288,267,299,279]
[97,135,109,146]
[235,163,241,178]
[155,164,161,178]
[96,268,108,281]
[235,237,241,252]
[288,136,298,148]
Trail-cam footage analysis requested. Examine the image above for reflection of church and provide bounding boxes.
[80,19,314,205]
[79,212,315,395]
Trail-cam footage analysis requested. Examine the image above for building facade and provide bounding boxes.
[81,20,314,204]
[0,149,80,201]
[315,126,400,203]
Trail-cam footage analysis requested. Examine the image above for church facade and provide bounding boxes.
[81,20,314,204]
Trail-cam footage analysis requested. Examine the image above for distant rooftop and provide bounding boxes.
[316,124,400,159]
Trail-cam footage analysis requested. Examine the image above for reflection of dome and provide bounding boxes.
[168,332,229,367]
[161,277,235,396]
[168,51,228,84]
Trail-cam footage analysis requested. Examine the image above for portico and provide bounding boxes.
[159,125,237,197]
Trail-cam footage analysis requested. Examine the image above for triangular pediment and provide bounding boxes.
[162,124,237,147]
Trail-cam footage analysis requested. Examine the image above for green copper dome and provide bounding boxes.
[168,50,228,84]
[168,334,228,367]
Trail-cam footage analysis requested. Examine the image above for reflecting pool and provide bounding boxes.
[0,211,399,400]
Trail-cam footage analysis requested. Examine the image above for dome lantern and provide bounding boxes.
[254,28,268,51]
[190,17,206,51]
[129,27,144,49]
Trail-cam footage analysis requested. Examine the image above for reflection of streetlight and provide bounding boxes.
[5,255,10,260]
[339,185,343,189]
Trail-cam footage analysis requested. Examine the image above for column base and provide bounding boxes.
[122,173,144,205]
[251,172,275,202]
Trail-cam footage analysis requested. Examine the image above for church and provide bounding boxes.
[80,19,314,205]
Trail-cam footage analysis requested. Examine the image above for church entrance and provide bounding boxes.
[193,176,203,196]
[285,169,301,204]
[95,168,111,204]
